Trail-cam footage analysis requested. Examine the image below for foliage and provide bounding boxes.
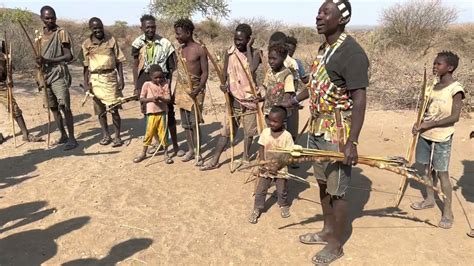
[379,0,457,52]
[150,0,230,20]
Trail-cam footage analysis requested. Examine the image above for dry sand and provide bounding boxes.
[1,66,473,265]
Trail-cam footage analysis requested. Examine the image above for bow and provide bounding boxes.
[99,95,138,117]
[4,31,16,147]
[239,145,446,198]
[395,66,437,206]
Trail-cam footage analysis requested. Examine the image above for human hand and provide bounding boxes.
[118,79,125,91]
[220,83,228,93]
[190,87,203,98]
[342,141,358,166]
[247,36,255,48]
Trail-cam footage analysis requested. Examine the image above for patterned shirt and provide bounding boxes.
[131,34,175,73]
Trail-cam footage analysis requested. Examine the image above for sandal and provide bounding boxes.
[312,248,344,265]
[165,157,174,164]
[467,230,474,238]
[64,140,78,151]
[200,162,219,171]
[133,154,146,163]
[410,201,435,210]
[53,136,69,145]
[281,206,291,218]
[248,209,261,224]
[299,233,328,245]
[99,136,112,145]
[25,134,43,142]
[111,138,123,148]
[438,216,453,229]
[181,152,195,162]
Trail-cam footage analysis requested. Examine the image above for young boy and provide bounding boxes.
[249,106,294,224]
[81,17,126,147]
[411,51,465,229]
[131,14,181,156]
[133,65,173,164]
[261,43,295,118]
[173,18,209,166]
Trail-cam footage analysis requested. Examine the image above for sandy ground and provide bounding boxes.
[1,66,473,265]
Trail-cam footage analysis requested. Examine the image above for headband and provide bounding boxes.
[332,0,351,19]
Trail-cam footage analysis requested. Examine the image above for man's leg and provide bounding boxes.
[62,105,77,149]
[180,109,196,161]
[98,114,110,139]
[50,106,68,143]
[111,109,122,147]
[167,102,181,156]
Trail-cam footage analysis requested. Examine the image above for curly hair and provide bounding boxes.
[140,14,156,24]
[174,18,195,34]
[286,36,298,47]
[40,5,56,17]
[149,64,164,75]
[269,31,287,44]
[437,51,460,72]
[235,23,252,37]
[88,17,103,27]
[268,42,288,58]
[270,105,288,119]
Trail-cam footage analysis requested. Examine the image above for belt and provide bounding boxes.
[90,69,115,74]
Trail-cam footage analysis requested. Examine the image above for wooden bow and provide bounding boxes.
[18,21,51,148]
[176,47,201,164]
[196,38,236,172]
[234,52,265,133]
[239,146,446,199]
[4,31,16,147]
[395,66,436,206]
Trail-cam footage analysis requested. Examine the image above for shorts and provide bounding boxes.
[46,79,70,109]
[222,106,258,138]
[286,107,299,140]
[415,135,452,172]
[93,97,121,116]
[0,88,22,117]
[144,113,169,146]
[179,108,201,130]
[308,134,351,196]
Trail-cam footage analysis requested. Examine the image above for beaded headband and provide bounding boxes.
[332,0,351,19]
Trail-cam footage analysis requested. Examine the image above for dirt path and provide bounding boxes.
[1,68,473,265]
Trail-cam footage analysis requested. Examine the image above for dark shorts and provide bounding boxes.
[415,135,452,172]
[179,108,200,130]
[308,134,351,196]
[46,79,71,109]
[137,71,176,127]
[223,106,258,138]
[93,97,121,116]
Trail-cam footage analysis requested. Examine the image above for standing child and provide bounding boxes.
[249,106,294,224]
[133,65,173,164]
[261,43,295,118]
[410,51,465,229]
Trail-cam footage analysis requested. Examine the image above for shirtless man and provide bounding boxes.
[173,18,208,166]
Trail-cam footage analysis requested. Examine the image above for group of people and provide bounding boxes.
[1,0,470,264]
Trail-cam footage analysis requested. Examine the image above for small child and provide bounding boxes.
[249,106,294,224]
[261,42,295,118]
[134,64,173,164]
[410,51,465,229]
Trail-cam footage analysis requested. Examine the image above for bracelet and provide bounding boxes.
[349,139,359,146]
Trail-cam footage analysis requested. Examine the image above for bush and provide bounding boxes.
[380,0,457,52]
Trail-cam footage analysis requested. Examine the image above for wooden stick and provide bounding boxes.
[4,33,16,147]
[196,37,235,172]
[395,65,435,207]
[18,21,51,148]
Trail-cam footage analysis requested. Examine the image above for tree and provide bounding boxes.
[149,0,230,20]
[380,0,458,51]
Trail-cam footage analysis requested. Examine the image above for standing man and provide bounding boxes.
[132,14,181,156]
[285,1,369,264]
[200,23,261,171]
[37,5,77,150]
[0,40,41,143]
[174,18,209,165]
[81,17,126,147]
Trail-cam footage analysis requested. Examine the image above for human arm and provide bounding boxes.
[37,43,73,64]
[190,47,209,98]
[83,66,90,92]
[414,92,464,133]
[116,62,124,91]
[132,55,140,95]
[220,53,230,93]
[343,88,366,165]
